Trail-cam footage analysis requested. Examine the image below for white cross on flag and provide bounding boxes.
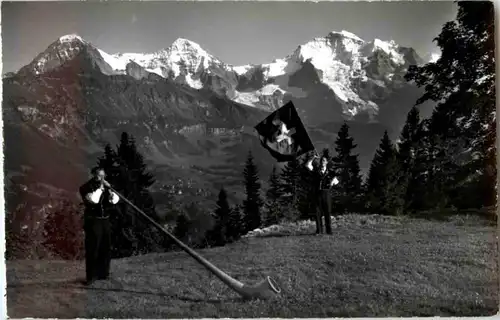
[254,101,315,162]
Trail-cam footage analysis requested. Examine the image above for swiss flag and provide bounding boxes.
[254,101,315,162]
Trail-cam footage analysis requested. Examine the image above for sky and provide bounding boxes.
[2,0,458,74]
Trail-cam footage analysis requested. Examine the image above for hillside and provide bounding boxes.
[6,214,498,318]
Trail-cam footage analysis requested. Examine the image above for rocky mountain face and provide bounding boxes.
[4,31,433,229]
[18,31,432,129]
[5,53,268,221]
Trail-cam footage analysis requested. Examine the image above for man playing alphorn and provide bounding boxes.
[79,167,120,285]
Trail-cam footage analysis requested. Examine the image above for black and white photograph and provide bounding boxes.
[2,0,498,318]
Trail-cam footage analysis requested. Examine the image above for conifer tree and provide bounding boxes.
[125,133,163,254]
[405,120,432,212]
[279,157,301,210]
[180,202,213,247]
[397,106,421,211]
[397,107,420,171]
[264,166,283,226]
[96,132,163,258]
[242,150,263,232]
[407,119,460,213]
[366,131,404,215]
[98,144,119,177]
[117,133,155,191]
[321,148,331,160]
[174,213,190,242]
[332,122,363,213]
[207,187,231,247]
[226,205,244,242]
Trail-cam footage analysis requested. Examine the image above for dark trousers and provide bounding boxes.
[84,217,111,281]
[315,190,332,234]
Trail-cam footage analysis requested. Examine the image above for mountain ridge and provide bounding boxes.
[15,30,430,126]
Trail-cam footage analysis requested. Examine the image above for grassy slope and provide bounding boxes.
[6,214,499,318]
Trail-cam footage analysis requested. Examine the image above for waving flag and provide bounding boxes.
[254,101,315,162]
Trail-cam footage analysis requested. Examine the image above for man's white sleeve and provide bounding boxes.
[86,188,103,204]
[306,160,314,171]
[109,191,120,204]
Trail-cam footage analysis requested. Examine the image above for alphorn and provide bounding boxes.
[106,183,281,300]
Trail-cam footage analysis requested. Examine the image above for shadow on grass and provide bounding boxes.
[250,232,322,239]
[85,286,244,303]
[8,278,85,288]
[8,278,244,304]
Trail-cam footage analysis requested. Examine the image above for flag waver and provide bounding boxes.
[254,101,315,162]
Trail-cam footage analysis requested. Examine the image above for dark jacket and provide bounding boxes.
[79,179,119,218]
[307,160,337,191]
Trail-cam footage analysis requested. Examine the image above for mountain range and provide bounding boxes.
[3,30,435,225]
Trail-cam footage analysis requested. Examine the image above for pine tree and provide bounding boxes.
[397,107,420,172]
[126,133,163,254]
[321,148,331,160]
[226,205,244,242]
[332,122,363,213]
[97,132,163,258]
[117,133,155,190]
[174,213,190,242]
[279,158,301,209]
[405,120,432,212]
[405,2,495,210]
[407,118,460,213]
[426,110,462,211]
[180,202,213,248]
[366,131,404,215]
[264,166,283,226]
[207,187,231,247]
[397,106,421,211]
[242,150,263,232]
[98,144,118,172]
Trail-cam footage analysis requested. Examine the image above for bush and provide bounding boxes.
[42,200,85,260]
[6,203,53,260]
[173,202,214,249]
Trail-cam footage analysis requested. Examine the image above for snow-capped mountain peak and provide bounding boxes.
[169,38,206,53]
[18,33,96,75]
[228,30,422,118]
[327,30,365,43]
[159,37,224,68]
[17,30,428,123]
[58,34,86,44]
[363,38,405,65]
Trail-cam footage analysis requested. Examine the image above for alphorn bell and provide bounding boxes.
[105,182,282,300]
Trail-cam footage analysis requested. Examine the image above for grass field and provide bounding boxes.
[6,214,499,318]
